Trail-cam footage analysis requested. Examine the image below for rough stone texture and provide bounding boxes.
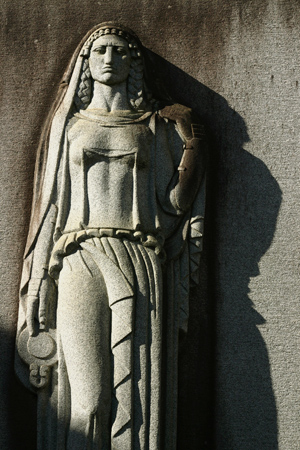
[1,0,299,449]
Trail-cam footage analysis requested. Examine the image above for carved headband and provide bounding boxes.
[80,24,142,58]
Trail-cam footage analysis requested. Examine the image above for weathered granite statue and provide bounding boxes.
[16,22,207,449]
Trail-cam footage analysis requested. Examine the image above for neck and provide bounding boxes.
[87,81,131,112]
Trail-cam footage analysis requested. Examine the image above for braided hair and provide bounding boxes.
[74,26,151,111]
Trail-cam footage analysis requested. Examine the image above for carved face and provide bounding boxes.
[89,34,132,86]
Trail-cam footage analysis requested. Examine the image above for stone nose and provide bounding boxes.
[104,47,114,65]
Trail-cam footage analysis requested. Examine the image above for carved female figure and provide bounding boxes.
[16,23,206,449]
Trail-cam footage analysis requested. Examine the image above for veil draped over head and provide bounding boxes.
[16,22,206,449]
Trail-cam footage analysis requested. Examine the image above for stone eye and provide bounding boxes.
[94,47,106,55]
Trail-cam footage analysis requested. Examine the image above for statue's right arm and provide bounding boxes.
[26,204,57,336]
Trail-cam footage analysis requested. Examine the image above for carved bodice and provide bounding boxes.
[63,110,158,233]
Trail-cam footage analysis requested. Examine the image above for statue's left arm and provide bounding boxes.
[159,104,207,212]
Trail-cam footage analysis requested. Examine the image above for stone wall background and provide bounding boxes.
[1,0,299,448]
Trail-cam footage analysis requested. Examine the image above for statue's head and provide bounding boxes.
[89,34,132,87]
[75,23,148,111]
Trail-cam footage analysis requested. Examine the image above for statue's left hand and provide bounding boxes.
[158,104,194,141]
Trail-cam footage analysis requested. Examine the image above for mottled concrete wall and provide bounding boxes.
[0,1,299,449]
[209,3,300,449]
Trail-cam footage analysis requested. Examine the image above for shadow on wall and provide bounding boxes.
[144,50,281,450]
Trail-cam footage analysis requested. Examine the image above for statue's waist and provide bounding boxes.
[49,228,165,279]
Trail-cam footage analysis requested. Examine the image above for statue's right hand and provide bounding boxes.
[26,275,56,336]
[26,294,39,337]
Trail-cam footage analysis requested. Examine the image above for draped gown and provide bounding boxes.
[16,107,205,450]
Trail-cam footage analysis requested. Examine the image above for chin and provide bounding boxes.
[96,75,127,86]
[97,75,114,84]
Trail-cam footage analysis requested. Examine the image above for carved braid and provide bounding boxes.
[74,58,92,110]
[128,53,144,110]
[74,27,149,111]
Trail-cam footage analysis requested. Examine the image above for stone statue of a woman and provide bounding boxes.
[16,22,207,450]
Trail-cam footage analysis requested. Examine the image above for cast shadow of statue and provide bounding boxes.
[144,50,281,449]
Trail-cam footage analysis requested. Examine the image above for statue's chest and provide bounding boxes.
[68,119,153,167]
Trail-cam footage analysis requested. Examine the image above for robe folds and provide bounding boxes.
[15,26,206,450]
